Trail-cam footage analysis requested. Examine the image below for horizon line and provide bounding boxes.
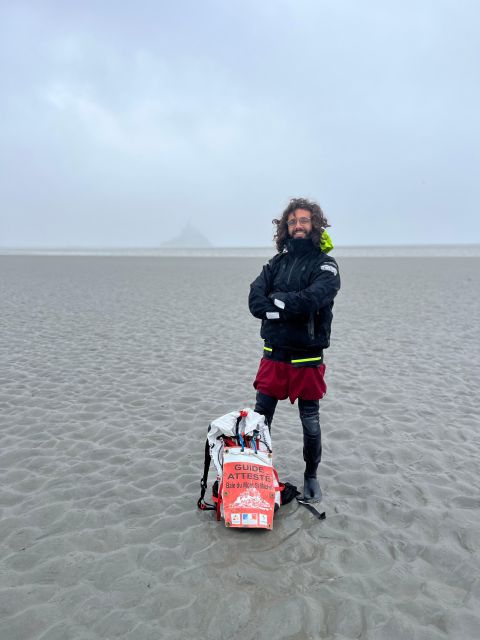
[1,242,479,251]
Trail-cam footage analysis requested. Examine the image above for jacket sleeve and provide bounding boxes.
[249,259,282,319]
[271,258,340,315]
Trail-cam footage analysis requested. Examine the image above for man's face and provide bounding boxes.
[287,208,313,239]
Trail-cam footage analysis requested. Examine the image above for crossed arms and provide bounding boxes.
[248,258,340,321]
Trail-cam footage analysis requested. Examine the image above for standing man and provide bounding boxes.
[249,198,340,503]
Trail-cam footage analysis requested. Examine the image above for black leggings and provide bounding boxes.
[254,391,322,472]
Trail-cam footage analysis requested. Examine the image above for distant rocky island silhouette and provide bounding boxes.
[162,222,212,248]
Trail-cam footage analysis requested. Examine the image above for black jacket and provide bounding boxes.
[249,238,340,352]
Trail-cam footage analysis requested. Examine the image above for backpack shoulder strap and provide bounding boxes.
[197,437,215,511]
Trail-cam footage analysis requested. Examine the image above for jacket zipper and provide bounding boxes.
[286,257,297,286]
[308,314,314,340]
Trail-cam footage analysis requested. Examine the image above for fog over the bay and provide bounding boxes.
[1,1,479,248]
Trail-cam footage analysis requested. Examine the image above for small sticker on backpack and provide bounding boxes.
[242,513,258,525]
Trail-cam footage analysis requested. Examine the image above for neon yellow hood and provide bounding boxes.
[320,229,334,253]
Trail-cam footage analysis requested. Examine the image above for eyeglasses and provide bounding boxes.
[287,217,311,227]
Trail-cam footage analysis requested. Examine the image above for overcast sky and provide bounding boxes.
[1,0,479,247]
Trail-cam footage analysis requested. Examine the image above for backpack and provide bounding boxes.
[197,408,299,529]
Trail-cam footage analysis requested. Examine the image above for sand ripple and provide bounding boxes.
[1,256,479,639]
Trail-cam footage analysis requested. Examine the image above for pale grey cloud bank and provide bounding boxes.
[1,0,479,247]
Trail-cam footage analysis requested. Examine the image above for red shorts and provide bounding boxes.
[253,357,327,404]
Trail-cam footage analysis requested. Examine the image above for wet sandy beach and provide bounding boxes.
[1,255,479,639]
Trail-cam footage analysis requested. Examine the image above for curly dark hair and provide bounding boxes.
[273,197,329,253]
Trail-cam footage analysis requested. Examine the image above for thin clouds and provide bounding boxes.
[1,1,479,246]
[40,40,276,156]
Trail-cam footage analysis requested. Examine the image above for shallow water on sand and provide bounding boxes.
[1,256,479,639]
